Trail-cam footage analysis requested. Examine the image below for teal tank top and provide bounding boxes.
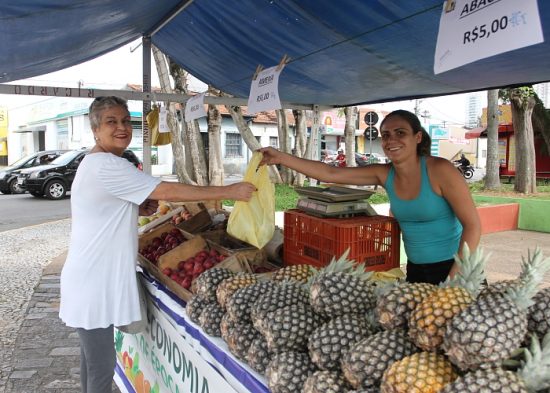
[384,156,462,264]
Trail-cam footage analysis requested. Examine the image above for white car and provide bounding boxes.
[364,152,390,163]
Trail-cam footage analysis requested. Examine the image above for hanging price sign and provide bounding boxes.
[434,0,543,74]
[247,66,283,114]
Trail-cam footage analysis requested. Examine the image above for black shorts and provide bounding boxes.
[406,258,454,285]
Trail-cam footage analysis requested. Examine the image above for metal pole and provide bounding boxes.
[142,36,152,174]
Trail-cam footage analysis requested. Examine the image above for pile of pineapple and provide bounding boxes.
[186,247,550,393]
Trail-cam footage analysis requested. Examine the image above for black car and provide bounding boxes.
[17,149,142,200]
[0,150,68,194]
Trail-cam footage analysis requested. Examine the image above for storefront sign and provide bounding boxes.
[434,0,543,74]
[115,297,238,393]
[247,66,282,114]
[184,93,207,121]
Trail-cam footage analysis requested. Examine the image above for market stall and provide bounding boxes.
[114,270,269,393]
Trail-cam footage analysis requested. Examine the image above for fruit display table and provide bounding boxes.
[114,270,269,393]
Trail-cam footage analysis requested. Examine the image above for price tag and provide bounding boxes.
[158,105,170,133]
[434,0,543,74]
[247,66,283,115]
[184,93,207,121]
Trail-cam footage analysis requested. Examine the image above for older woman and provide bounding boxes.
[260,109,480,285]
[59,96,255,393]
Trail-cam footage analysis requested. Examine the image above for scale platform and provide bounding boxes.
[294,186,377,217]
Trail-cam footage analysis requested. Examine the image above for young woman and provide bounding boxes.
[260,109,480,285]
[59,96,255,393]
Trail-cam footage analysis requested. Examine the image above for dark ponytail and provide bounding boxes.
[418,128,432,156]
[381,109,432,156]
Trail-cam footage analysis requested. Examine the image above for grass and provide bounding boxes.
[223,180,550,211]
[223,183,389,211]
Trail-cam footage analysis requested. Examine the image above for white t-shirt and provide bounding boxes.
[59,152,161,329]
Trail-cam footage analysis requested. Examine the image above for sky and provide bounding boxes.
[0,38,484,127]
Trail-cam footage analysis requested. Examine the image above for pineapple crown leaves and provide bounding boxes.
[504,248,550,311]
[518,332,550,391]
[442,243,488,297]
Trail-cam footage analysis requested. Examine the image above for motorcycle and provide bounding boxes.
[454,162,475,179]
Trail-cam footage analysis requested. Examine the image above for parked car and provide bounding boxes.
[17,149,142,200]
[364,152,390,164]
[0,150,68,194]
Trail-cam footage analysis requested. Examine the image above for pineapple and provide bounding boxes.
[247,336,272,374]
[194,268,235,301]
[309,250,376,318]
[251,281,309,332]
[341,329,420,390]
[527,287,550,341]
[307,314,373,371]
[272,264,316,283]
[198,303,224,336]
[225,280,278,323]
[381,351,458,393]
[440,333,550,393]
[226,323,261,361]
[185,295,211,324]
[376,281,437,330]
[303,370,350,393]
[443,248,550,370]
[220,312,241,343]
[265,351,317,393]
[261,303,325,353]
[216,273,257,308]
[408,245,487,351]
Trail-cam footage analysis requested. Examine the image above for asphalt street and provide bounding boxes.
[0,193,71,232]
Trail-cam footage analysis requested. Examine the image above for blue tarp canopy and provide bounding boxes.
[1,1,549,106]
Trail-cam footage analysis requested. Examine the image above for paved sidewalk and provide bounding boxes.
[4,229,550,392]
[3,252,119,393]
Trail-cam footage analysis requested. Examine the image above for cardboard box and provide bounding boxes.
[138,236,252,302]
[177,209,212,234]
[138,221,192,264]
[200,230,257,252]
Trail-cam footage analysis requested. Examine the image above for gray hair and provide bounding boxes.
[88,96,129,130]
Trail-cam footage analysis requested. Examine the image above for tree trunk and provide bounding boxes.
[485,89,501,190]
[344,106,357,167]
[151,46,196,184]
[292,110,307,186]
[168,59,195,178]
[207,104,224,186]
[186,118,208,186]
[510,88,537,193]
[225,105,283,183]
[276,109,292,183]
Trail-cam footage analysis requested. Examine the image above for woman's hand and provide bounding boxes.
[139,199,159,216]
[258,147,285,166]
[225,182,256,201]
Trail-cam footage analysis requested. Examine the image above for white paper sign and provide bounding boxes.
[434,0,543,74]
[158,106,170,133]
[247,66,283,114]
[184,93,207,121]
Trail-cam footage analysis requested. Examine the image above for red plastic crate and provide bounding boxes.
[283,209,400,272]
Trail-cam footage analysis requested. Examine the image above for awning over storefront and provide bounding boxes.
[464,123,514,139]
[13,126,47,133]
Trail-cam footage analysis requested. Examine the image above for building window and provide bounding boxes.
[269,136,278,148]
[225,133,242,157]
[56,119,69,149]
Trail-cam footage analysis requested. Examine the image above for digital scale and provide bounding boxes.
[294,186,378,217]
